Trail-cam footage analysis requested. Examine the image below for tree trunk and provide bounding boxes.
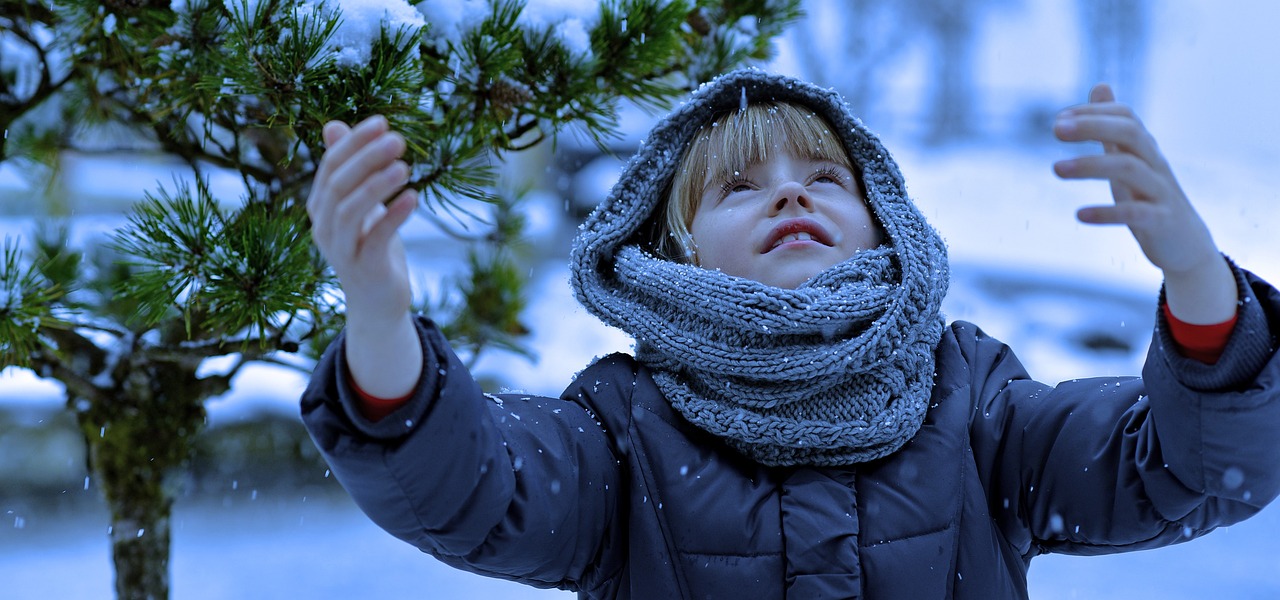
[108,487,173,600]
[76,363,208,600]
[84,410,181,600]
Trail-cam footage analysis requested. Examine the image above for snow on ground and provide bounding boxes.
[2,487,1277,599]
[1,494,569,599]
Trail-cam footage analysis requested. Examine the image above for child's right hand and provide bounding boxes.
[308,116,425,401]
[307,116,417,325]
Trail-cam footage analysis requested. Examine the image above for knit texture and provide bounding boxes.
[570,69,950,466]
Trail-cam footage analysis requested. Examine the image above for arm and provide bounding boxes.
[972,88,1280,555]
[1052,84,1237,324]
[304,120,624,586]
[306,116,422,398]
[300,316,625,588]
[965,270,1280,558]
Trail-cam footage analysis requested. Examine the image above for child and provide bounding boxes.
[301,69,1280,599]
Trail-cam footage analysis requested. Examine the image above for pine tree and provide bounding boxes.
[0,0,801,597]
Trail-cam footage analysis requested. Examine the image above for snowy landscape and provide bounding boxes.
[4,1,1280,598]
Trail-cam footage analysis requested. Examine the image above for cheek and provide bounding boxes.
[850,200,883,241]
[688,213,739,268]
[688,217,715,258]
[688,205,723,243]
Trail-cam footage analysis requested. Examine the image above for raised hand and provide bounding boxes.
[307,115,417,323]
[307,116,423,398]
[1052,85,1237,325]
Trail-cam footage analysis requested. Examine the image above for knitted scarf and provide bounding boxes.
[570,69,950,467]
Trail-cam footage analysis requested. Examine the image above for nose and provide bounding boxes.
[767,181,813,216]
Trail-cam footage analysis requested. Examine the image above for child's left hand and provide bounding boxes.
[1052,84,1237,324]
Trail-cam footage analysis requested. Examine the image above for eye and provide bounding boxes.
[719,178,754,196]
[810,167,845,186]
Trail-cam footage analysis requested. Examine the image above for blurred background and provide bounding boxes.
[3,0,1279,597]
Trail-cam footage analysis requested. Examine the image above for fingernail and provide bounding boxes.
[1055,118,1076,135]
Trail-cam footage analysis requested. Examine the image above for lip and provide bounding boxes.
[760,218,835,254]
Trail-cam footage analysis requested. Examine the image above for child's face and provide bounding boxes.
[688,149,882,289]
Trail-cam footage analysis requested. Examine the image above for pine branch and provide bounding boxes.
[201,201,321,340]
[111,179,224,332]
[41,324,113,379]
[0,239,69,369]
[7,0,805,371]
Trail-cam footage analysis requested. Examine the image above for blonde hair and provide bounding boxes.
[654,102,860,263]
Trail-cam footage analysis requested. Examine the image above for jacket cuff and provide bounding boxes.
[349,372,415,421]
[1152,257,1276,392]
[332,315,449,440]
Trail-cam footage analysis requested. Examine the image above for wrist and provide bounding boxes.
[343,309,423,399]
[1163,253,1238,325]
[345,305,414,337]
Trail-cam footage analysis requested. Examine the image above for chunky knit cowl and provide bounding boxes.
[570,69,950,466]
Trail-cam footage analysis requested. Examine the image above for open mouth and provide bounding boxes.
[770,231,819,250]
[762,219,833,253]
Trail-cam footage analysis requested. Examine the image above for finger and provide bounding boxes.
[1076,202,1160,227]
[1053,154,1168,195]
[332,160,411,250]
[1059,85,1121,159]
[312,123,393,234]
[1054,114,1166,170]
[327,131,407,206]
[1089,83,1116,104]
[323,121,351,147]
[309,121,352,219]
[1058,83,1127,117]
[1058,102,1135,119]
[1084,84,1122,159]
[315,116,391,186]
[309,117,405,263]
[314,128,405,229]
[360,189,417,258]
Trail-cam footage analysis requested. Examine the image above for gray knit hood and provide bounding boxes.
[569,68,950,466]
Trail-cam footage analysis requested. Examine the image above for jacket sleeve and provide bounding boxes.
[299,316,625,590]
[968,263,1280,558]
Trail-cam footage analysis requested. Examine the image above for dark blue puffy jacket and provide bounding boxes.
[301,267,1280,599]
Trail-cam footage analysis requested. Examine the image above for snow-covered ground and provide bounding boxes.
[3,486,1278,599]
[4,1,1280,598]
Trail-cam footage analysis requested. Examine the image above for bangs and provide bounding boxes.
[688,103,853,200]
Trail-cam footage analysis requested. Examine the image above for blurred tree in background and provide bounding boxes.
[787,0,1149,145]
[0,0,800,598]
[786,0,1005,143]
[1077,0,1148,108]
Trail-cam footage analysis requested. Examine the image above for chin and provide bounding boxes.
[760,271,819,290]
[762,261,839,289]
